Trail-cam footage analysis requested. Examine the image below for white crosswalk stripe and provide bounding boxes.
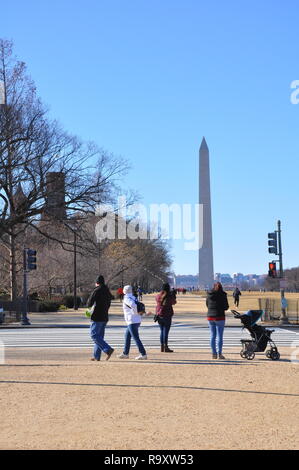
[0,325,298,349]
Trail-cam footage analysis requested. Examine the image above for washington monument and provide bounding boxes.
[198,137,214,288]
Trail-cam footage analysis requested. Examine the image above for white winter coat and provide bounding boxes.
[122,294,142,325]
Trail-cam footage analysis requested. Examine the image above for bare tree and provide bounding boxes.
[25,215,172,297]
[0,39,132,299]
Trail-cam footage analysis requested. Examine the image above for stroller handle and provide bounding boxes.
[231,309,242,318]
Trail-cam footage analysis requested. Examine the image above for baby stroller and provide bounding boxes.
[231,309,280,361]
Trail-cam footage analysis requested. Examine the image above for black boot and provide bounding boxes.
[164,344,173,353]
[161,344,165,352]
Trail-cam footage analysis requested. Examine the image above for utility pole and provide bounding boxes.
[21,248,33,325]
[277,220,289,324]
[74,229,78,310]
[277,220,283,278]
[22,249,29,325]
[98,241,101,273]
[62,221,79,311]
[268,220,289,324]
[65,222,78,311]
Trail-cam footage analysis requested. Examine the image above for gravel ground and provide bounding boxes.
[0,347,298,450]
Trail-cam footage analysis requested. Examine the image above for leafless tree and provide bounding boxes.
[25,218,171,295]
[0,39,132,299]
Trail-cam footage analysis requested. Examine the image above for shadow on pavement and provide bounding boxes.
[0,379,298,398]
[0,360,255,367]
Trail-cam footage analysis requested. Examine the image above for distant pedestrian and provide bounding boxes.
[132,285,138,300]
[155,283,177,352]
[118,285,148,360]
[232,287,241,307]
[87,275,114,361]
[117,286,124,302]
[206,282,229,359]
[137,286,143,301]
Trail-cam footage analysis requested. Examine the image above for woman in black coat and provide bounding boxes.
[206,282,229,359]
[87,275,114,361]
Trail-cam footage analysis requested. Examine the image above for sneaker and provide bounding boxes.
[218,354,226,360]
[90,357,100,361]
[118,353,129,359]
[135,354,147,360]
[105,348,114,361]
[212,354,218,359]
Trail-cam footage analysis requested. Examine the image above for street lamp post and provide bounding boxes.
[64,221,79,311]
[73,229,78,310]
[98,240,101,273]
[21,248,31,325]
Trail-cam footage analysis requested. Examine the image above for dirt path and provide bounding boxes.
[1,347,298,450]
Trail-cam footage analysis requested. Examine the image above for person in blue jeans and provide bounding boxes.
[87,275,114,361]
[208,320,226,359]
[155,283,177,352]
[90,321,113,361]
[206,282,229,359]
[158,317,172,349]
[118,285,148,360]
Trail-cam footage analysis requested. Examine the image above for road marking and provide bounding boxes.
[0,326,297,349]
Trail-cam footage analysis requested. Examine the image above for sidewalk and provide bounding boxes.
[0,309,242,328]
[1,295,298,329]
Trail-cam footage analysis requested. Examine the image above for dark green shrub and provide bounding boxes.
[29,292,40,300]
[62,295,82,308]
[63,295,74,308]
[38,301,60,312]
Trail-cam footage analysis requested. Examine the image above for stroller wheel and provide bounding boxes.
[266,350,272,359]
[270,351,280,361]
[246,352,255,360]
[240,351,247,358]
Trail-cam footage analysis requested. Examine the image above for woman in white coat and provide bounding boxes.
[118,285,148,360]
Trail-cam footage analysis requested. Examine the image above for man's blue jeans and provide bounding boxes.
[158,317,172,345]
[124,323,146,356]
[90,321,111,360]
[208,320,225,355]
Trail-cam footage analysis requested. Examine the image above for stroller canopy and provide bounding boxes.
[242,310,264,327]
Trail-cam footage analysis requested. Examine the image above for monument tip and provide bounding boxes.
[200,137,208,151]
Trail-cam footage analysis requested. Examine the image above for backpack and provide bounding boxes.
[125,300,145,314]
[136,300,145,313]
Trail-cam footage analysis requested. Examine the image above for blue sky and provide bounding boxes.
[2,0,299,275]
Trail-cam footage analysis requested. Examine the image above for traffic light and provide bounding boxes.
[268,232,278,255]
[26,249,37,270]
[268,262,277,278]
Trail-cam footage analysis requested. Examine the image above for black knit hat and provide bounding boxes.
[95,275,105,285]
[162,282,170,292]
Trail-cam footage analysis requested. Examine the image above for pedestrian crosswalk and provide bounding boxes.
[0,324,298,349]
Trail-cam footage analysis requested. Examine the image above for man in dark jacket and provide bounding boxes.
[87,275,114,361]
[206,282,229,359]
[232,287,241,307]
